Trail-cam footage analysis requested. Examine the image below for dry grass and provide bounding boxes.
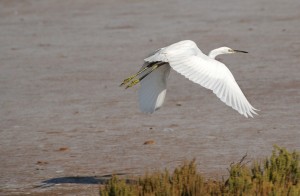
[99,146,299,195]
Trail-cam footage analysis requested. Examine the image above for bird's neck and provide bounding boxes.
[208,48,223,59]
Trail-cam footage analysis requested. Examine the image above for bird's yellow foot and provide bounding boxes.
[120,66,151,87]
[125,79,139,89]
[120,76,135,87]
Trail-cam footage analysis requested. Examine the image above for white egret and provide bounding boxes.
[120,40,258,118]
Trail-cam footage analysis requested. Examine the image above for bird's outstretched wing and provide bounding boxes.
[144,40,258,117]
[138,63,171,113]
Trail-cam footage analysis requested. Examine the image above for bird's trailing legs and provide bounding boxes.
[125,64,160,89]
[119,66,149,87]
[120,62,165,88]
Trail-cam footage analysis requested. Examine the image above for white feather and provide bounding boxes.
[143,40,258,118]
[138,65,170,113]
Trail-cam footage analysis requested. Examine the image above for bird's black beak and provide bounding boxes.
[233,49,248,53]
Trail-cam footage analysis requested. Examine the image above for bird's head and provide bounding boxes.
[208,47,248,59]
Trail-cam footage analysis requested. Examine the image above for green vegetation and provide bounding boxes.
[100,146,299,195]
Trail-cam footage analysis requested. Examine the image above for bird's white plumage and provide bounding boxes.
[142,40,258,117]
[138,64,170,113]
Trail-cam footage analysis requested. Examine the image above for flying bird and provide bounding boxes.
[120,40,258,118]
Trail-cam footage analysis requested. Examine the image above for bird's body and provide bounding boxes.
[120,40,258,118]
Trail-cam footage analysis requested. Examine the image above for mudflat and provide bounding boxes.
[0,0,299,195]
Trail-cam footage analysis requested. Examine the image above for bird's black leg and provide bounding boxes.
[119,62,159,87]
[125,62,165,89]
[119,66,148,87]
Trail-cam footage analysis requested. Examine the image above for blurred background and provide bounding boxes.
[0,0,299,195]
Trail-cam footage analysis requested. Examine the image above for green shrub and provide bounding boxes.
[100,146,299,196]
